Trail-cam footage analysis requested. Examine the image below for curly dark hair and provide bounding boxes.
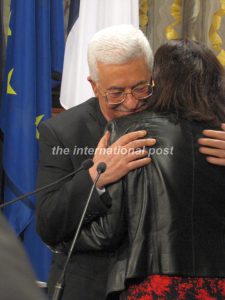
[150,39,225,125]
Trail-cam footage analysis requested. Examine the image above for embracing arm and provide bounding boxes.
[36,118,155,250]
[75,124,156,251]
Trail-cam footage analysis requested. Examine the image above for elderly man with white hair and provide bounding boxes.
[36,25,225,300]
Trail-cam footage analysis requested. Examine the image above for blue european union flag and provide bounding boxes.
[0,0,65,281]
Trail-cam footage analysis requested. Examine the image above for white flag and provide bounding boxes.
[60,0,139,109]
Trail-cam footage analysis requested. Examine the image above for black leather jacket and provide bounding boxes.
[79,111,225,298]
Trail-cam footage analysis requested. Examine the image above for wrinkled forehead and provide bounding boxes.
[96,58,151,88]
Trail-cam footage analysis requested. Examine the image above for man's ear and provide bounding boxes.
[88,76,98,97]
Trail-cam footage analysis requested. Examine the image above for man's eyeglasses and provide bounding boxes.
[98,81,155,105]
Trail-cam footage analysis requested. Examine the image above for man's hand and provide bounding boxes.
[89,130,156,188]
[198,123,225,166]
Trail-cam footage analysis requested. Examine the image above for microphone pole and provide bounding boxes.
[0,159,94,209]
[52,162,107,300]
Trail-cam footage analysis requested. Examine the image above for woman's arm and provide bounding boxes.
[74,179,127,251]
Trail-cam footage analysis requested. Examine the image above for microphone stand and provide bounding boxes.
[52,163,106,300]
[0,159,93,209]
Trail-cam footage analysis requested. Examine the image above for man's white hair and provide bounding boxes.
[87,24,153,81]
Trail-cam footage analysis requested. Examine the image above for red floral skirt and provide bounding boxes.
[122,275,225,300]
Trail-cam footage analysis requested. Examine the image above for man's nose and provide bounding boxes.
[123,91,139,109]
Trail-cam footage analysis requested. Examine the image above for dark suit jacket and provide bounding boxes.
[0,212,46,300]
[36,98,113,300]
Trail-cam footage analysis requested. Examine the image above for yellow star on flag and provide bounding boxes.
[7,68,17,95]
[35,115,45,140]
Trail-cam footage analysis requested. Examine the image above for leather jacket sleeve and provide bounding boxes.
[75,178,126,251]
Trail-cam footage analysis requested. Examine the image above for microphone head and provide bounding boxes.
[97,162,107,174]
[81,159,94,170]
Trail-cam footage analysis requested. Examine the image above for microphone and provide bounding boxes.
[52,162,107,300]
[97,162,106,174]
[0,159,94,209]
